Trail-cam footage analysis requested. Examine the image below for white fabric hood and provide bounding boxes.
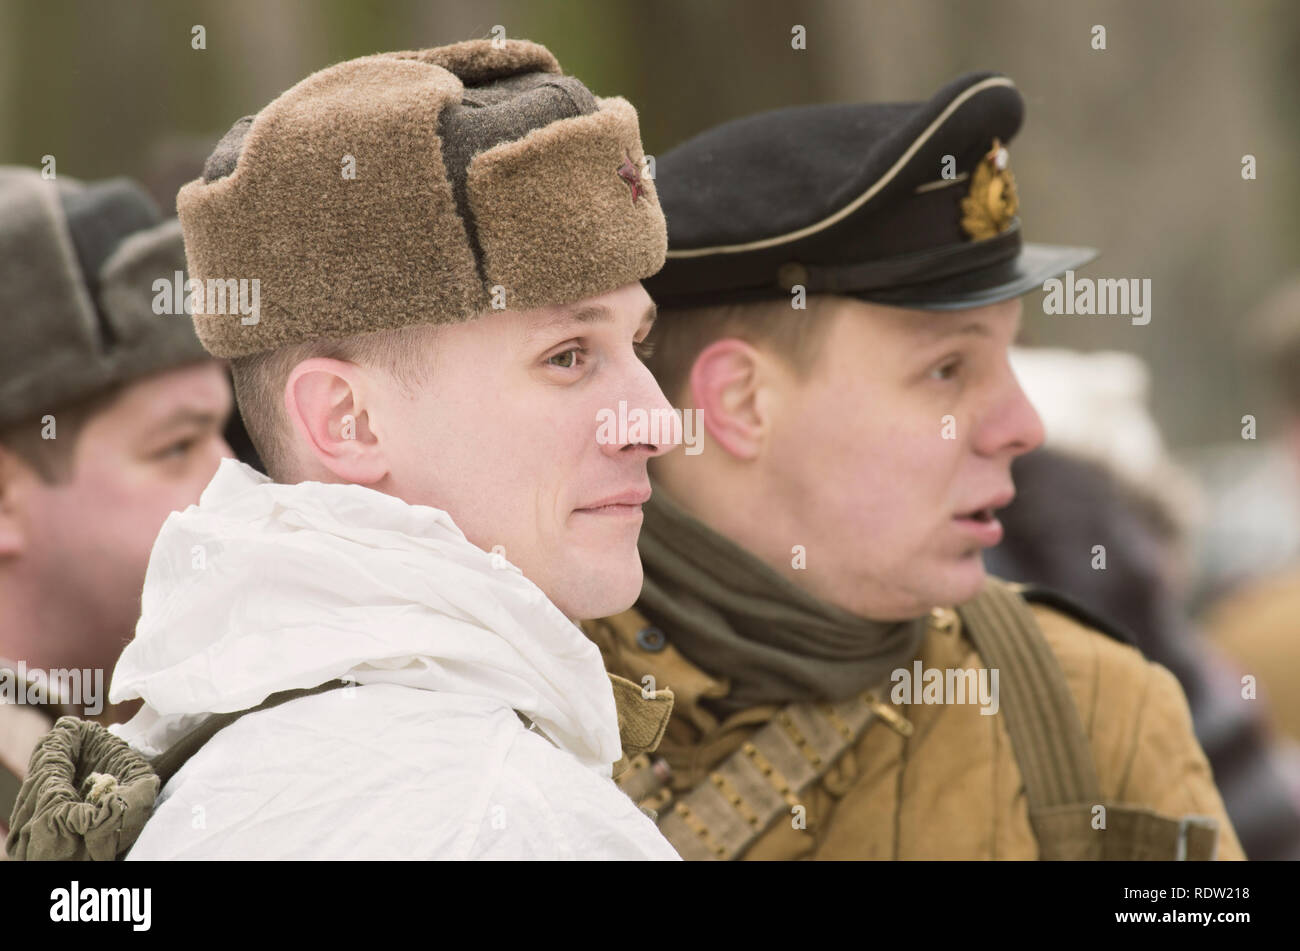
[110,458,623,771]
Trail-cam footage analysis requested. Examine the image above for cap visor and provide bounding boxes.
[853,242,1099,311]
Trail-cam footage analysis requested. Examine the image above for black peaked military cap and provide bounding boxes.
[644,72,1097,311]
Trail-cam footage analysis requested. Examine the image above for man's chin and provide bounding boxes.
[935,551,988,607]
[547,557,644,622]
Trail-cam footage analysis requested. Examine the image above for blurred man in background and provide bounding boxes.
[0,167,233,843]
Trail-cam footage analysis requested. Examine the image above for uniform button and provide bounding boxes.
[929,607,957,634]
[636,626,667,652]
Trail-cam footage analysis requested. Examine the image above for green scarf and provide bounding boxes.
[637,483,928,718]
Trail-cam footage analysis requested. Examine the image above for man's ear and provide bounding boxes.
[687,338,777,460]
[283,358,389,484]
[0,444,31,558]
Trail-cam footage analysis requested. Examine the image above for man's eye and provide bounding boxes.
[930,357,962,381]
[157,438,196,459]
[548,347,585,369]
[634,339,657,363]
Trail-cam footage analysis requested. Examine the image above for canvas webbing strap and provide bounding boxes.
[149,679,354,785]
[149,681,567,788]
[957,581,1103,811]
[958,580,1218,860]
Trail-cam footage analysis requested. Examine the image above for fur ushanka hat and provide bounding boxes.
[179,39,667,358]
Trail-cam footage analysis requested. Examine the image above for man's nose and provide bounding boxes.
[599,361,682,460]
[975,370,1046,460]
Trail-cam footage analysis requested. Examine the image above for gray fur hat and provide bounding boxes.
[0,166,210,430]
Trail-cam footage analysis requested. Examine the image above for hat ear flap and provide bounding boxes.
[383,39,561,85]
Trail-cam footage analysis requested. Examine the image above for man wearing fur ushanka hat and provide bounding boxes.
[79,40,681,859]
[0,169,233,852]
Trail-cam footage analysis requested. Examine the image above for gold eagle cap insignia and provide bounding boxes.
[960,138,1019,241]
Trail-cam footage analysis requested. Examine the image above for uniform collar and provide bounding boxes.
[585,603,965,741]
[584,606,732,737]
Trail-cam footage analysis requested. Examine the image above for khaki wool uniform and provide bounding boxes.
[586,583,1244,860]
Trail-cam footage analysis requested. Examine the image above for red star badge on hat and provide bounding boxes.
[617,151,645,203]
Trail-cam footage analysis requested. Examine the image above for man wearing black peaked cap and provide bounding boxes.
[582,73,1244,860]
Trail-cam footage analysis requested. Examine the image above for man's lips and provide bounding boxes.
[953,490,1015,521]
[573,487,652,516]
[952,491,1014,545]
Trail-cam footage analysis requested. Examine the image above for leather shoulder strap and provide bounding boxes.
[149,679,353,785]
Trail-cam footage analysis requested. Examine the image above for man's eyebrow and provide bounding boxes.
[565,304,616,326]
[144,407,228,435]
[947,321,991,338]
[525,304,613,342]
[911,320,992,342]
[526,300,658,341]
